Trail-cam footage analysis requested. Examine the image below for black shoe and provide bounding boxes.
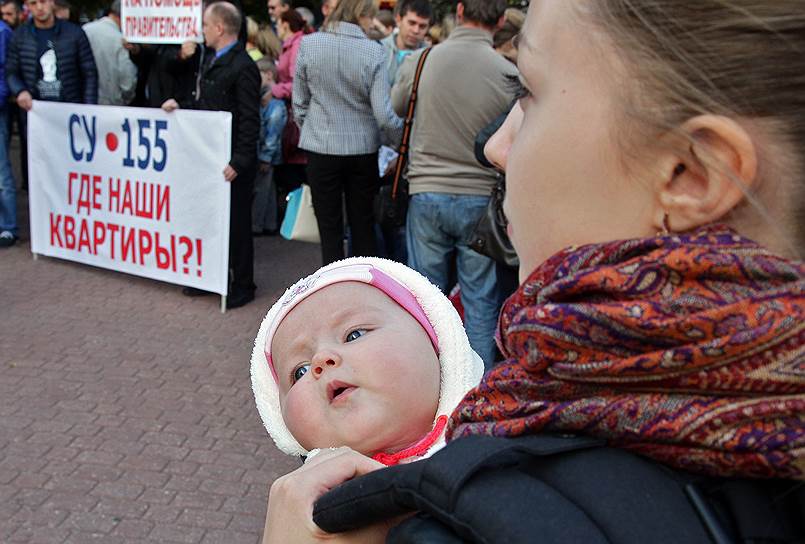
[226,290,255,310]
[182,286,212,297]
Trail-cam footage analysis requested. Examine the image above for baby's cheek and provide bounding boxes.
[281,387,323,451]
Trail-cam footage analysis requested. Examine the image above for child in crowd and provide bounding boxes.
[251,257,484,464]
[252,59,287,236]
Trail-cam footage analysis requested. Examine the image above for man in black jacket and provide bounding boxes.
[162,1,260,309]
[6,0,97,108]
[6,0,96,193]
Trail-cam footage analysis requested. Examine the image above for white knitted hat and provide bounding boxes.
[250,257,485,457]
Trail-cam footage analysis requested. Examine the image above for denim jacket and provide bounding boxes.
[259,96,287,165]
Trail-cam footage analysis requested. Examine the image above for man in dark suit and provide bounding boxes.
[162,1,260,309]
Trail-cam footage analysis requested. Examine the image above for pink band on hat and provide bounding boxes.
[264,263,439,383]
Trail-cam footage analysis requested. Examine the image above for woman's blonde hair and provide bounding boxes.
[256,24,282,61]
[323,0,377,32]
[246,16,260,44]
[585,1,805,253]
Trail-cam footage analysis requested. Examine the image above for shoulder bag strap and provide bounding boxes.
[391,47,432,199]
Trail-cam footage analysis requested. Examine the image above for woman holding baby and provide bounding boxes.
[256,0,804,541]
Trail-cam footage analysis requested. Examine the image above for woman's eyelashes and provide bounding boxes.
[504,73,532,101]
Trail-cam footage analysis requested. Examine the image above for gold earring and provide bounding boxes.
[657,212,671,236]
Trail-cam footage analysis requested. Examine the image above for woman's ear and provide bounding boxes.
[653,115,758,233]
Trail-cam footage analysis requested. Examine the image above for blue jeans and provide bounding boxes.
[0,109,16,235]
[406,192,500,368]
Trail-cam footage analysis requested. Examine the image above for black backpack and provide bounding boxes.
[313,435,805,544]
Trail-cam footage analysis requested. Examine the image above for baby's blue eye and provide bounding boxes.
[345,329,366,342]
[292,363,310,383]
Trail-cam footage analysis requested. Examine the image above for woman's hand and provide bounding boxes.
[262,447,390,544]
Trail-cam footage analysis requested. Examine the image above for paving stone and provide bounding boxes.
[93,480,145,500]
[200,479,248,497]
[149,523,206,544]
[123,468,170,487]
[173,490,224,510]
[11,527,72,544]
[141,444,191,462]
[143,504,184,524]
[110,518,154,539]
[75,450,124,466]
[139,487,177,506]
[228,513,264,534]
[207,530,261,544]
[43,492,101,513]
[40,461,79,477]
[118,453,170,472]
[0,467,17,484]
[12,471,50,489]
[43,474,98,494]
[11,505,71,530]
[177,508,232,529]
[93,496,150,518]
[221,495,267,517]
[165,474,203,492]
[196,464,246,483]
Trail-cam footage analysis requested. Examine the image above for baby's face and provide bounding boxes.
[271,282,441,456]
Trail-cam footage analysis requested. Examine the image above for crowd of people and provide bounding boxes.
[0,0,802,541]
[0,0,525,363]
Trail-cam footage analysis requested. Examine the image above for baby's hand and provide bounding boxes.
[262,447,386,543]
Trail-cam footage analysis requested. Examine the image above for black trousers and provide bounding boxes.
[230,168,256,296]
[16,107,28,189]
[305,151,379,265]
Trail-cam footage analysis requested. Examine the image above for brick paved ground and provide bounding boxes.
[1,137,319,542]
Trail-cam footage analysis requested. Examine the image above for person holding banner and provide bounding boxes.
[6,0,97,210]
[6,0,98,109]
[162,1,260,310]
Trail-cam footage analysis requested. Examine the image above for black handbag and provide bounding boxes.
[468,173,519,268]
[374,173,409,230]
[374,47,431,230]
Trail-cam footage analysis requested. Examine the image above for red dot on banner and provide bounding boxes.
[106,132,118,151]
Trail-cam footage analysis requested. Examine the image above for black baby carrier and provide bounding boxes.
[313,435,805,543]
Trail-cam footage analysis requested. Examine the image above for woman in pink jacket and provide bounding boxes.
[273,10,307,102]
[273,9,308,177]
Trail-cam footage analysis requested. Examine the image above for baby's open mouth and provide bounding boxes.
[327,381,357,403]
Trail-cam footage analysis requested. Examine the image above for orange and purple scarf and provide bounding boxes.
[448,226,805,479]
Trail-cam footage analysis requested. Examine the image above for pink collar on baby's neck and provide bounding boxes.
[372,415,448,466]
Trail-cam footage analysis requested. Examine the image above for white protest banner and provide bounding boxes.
[28,101,232,295]
[121,0,202,44]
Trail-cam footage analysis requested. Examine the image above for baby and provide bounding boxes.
[251,257,484,465]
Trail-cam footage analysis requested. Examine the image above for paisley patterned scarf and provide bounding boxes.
[448,226,805,479]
